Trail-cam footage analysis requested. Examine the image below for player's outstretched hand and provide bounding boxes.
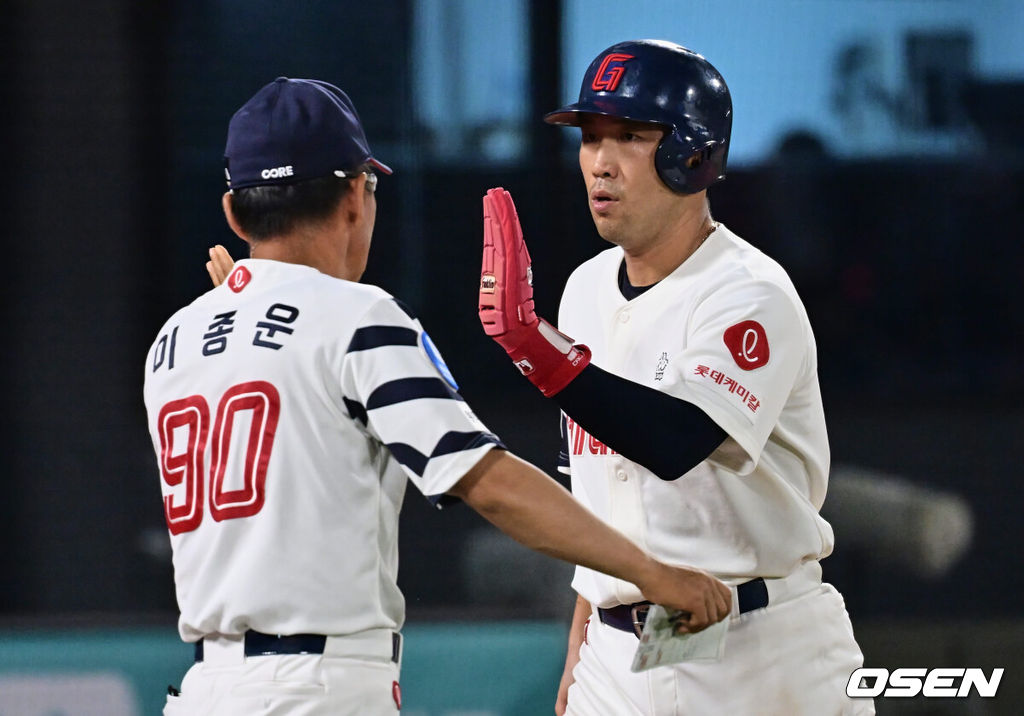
[206,245,235,287]
[478,187,535,337]
[636,560,732,634]
[478,187,591,396]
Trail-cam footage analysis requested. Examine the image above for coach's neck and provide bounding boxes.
[221,179,373,282]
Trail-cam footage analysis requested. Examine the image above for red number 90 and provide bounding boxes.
[157,381,280,534]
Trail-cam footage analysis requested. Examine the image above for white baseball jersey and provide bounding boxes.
[144,258,500,642]
[557,223,834,608]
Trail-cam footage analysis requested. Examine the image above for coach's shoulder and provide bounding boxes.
[309,273,391,305]
[330,281,425,329]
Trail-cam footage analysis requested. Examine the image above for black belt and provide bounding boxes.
[194,630,401,663]
[597,577,769,638]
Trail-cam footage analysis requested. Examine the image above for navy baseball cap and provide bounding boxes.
[224,77,392,190]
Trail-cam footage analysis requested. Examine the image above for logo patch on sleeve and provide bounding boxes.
[723,320,769,370]
[420,332,459,391]
[227,266,252,293]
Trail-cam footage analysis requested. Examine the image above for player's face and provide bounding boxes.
[578,116,685,251]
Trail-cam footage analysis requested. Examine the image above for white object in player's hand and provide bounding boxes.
[630,605,728,672]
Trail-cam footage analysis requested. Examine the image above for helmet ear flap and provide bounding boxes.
[654,131,728,194]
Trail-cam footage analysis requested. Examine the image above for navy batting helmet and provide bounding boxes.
[545,40,732,194]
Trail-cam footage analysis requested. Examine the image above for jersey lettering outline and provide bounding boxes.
[156,381,280,533]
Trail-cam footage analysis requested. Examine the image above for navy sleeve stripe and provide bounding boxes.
[367,377,463,410]
[392,298,419,321]
[343,397,368,426]
[434,430,506,459]
[387,431,505,477]
[387,442,430,476]
[348,325,419,353]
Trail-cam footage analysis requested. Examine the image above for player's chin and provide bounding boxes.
[593,218,625,246]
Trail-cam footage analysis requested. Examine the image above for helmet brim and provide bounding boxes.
[544,98,671,130]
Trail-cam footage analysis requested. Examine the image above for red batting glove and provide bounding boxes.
[478,187,591,397]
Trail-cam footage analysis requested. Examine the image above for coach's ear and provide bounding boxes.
[340,172,371,226]
[222,192,254,245]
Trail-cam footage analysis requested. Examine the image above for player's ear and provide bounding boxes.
[222,191,253,246]
[340,173,369,225]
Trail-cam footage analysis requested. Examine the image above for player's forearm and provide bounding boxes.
[450,450,662,587]
[555,363,727,480]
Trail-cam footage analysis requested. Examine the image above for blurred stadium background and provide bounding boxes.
[1,0,1022,713]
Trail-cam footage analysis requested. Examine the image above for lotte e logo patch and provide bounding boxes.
[723,320,769,370]
[591,53,634,92]
[227,266,252,293]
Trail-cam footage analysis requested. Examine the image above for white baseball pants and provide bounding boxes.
[566,566,874,716]
[163,630,401,716]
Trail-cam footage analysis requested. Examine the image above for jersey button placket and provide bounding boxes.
[607,305,634,367]
[607,460,646,604]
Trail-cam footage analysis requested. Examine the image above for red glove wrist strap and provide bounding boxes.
[494,319,591,397]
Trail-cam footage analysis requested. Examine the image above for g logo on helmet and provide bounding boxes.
[723,320,769,370]
[591,53,634,92]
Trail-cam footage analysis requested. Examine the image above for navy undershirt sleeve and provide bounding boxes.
[554,363,727,481]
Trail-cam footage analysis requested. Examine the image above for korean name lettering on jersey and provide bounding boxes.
[196,303,302,360]
[254,303,300,350]
[203,312,236,355]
